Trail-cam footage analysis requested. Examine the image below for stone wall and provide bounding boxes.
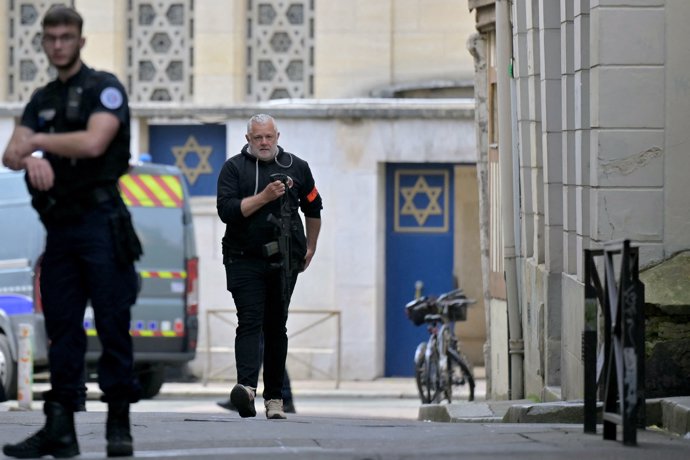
[641,251,690,398]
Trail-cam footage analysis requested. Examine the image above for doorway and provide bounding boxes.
[384,163,455,376]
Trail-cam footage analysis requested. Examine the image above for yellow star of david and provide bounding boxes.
[171,135,213,185]
[400,176,443,226]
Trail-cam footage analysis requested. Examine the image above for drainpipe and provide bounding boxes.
[496,0,524,399]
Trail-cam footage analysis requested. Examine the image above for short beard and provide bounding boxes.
[53,51,81,73]
[249,145,278,161]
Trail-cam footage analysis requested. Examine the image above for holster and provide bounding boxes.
[109,204,143,266]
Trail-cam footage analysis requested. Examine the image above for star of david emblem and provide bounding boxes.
[171,135,213,185]
[400,176,443,226]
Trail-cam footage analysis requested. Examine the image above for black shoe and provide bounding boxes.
[283,399,296,414]
[3,401,80,458]
[230,384,256,418]
[106,401,133,457]
[217,398,238,412]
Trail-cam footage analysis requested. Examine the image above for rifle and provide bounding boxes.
[263,173,293,310]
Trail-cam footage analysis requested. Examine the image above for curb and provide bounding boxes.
[660,397,690,437]
[418,401,502,423]
[419,397,690,438]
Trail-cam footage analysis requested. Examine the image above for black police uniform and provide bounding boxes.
[217,145,322,401]
[20,64,142,411]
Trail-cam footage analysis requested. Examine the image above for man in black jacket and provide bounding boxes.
[2,6,140,458]
[217,114,322,419]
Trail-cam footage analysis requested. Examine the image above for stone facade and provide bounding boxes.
[6,1,67,102]
[126,0,194,102]
[246,0,314,101]
[469,0,690,400]
[0,0,481,381]
[0,0,476,102]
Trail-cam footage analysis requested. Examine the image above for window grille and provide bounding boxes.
[247,0,314,101]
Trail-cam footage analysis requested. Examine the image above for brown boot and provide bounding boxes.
[2,401,80,458]
[106,401,133,457]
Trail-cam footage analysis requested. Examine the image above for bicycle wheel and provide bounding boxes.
[424,345,443,403]
[413,342,429,403]
[447,346,475,402]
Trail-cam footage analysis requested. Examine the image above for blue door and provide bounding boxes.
[385,164,455,376]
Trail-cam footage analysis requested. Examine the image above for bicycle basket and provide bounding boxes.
[445,301,469,322]
[404,297,436,326]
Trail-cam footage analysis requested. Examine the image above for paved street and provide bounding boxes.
[1,409,688,459]
[1,378,689,459]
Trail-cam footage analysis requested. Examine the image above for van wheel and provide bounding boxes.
[0,334,17,401]
[137,364,165,399]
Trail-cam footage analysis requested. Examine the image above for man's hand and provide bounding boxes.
[303,248,315,271]
[240,179,286,217]
[25,157,55,191]
[302,217,321,272]
[262,179,287,201]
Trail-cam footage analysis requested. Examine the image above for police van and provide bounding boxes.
[0,170,48,401]
[0,162,198,399]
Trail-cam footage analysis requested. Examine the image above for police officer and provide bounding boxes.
[2,6,141,458]
[217,113,322,420]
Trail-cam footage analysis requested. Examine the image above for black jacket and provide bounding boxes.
[217,145,322,267]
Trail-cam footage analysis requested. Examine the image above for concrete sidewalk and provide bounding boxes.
[158,377,424,400]
[21,376,690,438]
[183,378,689,438]
[418,395,690,439]
[159,377,690,437]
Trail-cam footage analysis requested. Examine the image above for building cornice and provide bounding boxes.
[468,0,496,32]
[1,99,475,121]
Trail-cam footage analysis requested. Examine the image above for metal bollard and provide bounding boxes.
[584,240,644,446]
[17,323,34,410]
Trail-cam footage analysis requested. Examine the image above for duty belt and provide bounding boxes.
[38,184,120,225]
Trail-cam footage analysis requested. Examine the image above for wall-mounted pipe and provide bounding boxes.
[496,0,524,399]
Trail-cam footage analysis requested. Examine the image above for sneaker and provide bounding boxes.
[283,399,296,414]
[229,384,256,418]
[264,399,287,419]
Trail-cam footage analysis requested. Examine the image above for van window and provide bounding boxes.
[119,173,185,271]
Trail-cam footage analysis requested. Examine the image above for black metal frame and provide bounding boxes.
[583,239,645,445]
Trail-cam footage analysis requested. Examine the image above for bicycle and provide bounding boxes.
[405,288,476,404]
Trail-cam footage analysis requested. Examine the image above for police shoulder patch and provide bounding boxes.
[100,87,123,110]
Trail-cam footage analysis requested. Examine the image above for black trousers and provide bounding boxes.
[41,201,140,411]
[258,334,294,401]
[224,257,297,401]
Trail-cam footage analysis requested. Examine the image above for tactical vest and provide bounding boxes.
[27,67,131,223]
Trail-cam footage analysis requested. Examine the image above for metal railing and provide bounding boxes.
[583,239,645,445]
[199,308,342,388]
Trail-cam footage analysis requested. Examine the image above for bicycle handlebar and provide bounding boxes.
[436,288,465,301]
[405,289,476,327]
